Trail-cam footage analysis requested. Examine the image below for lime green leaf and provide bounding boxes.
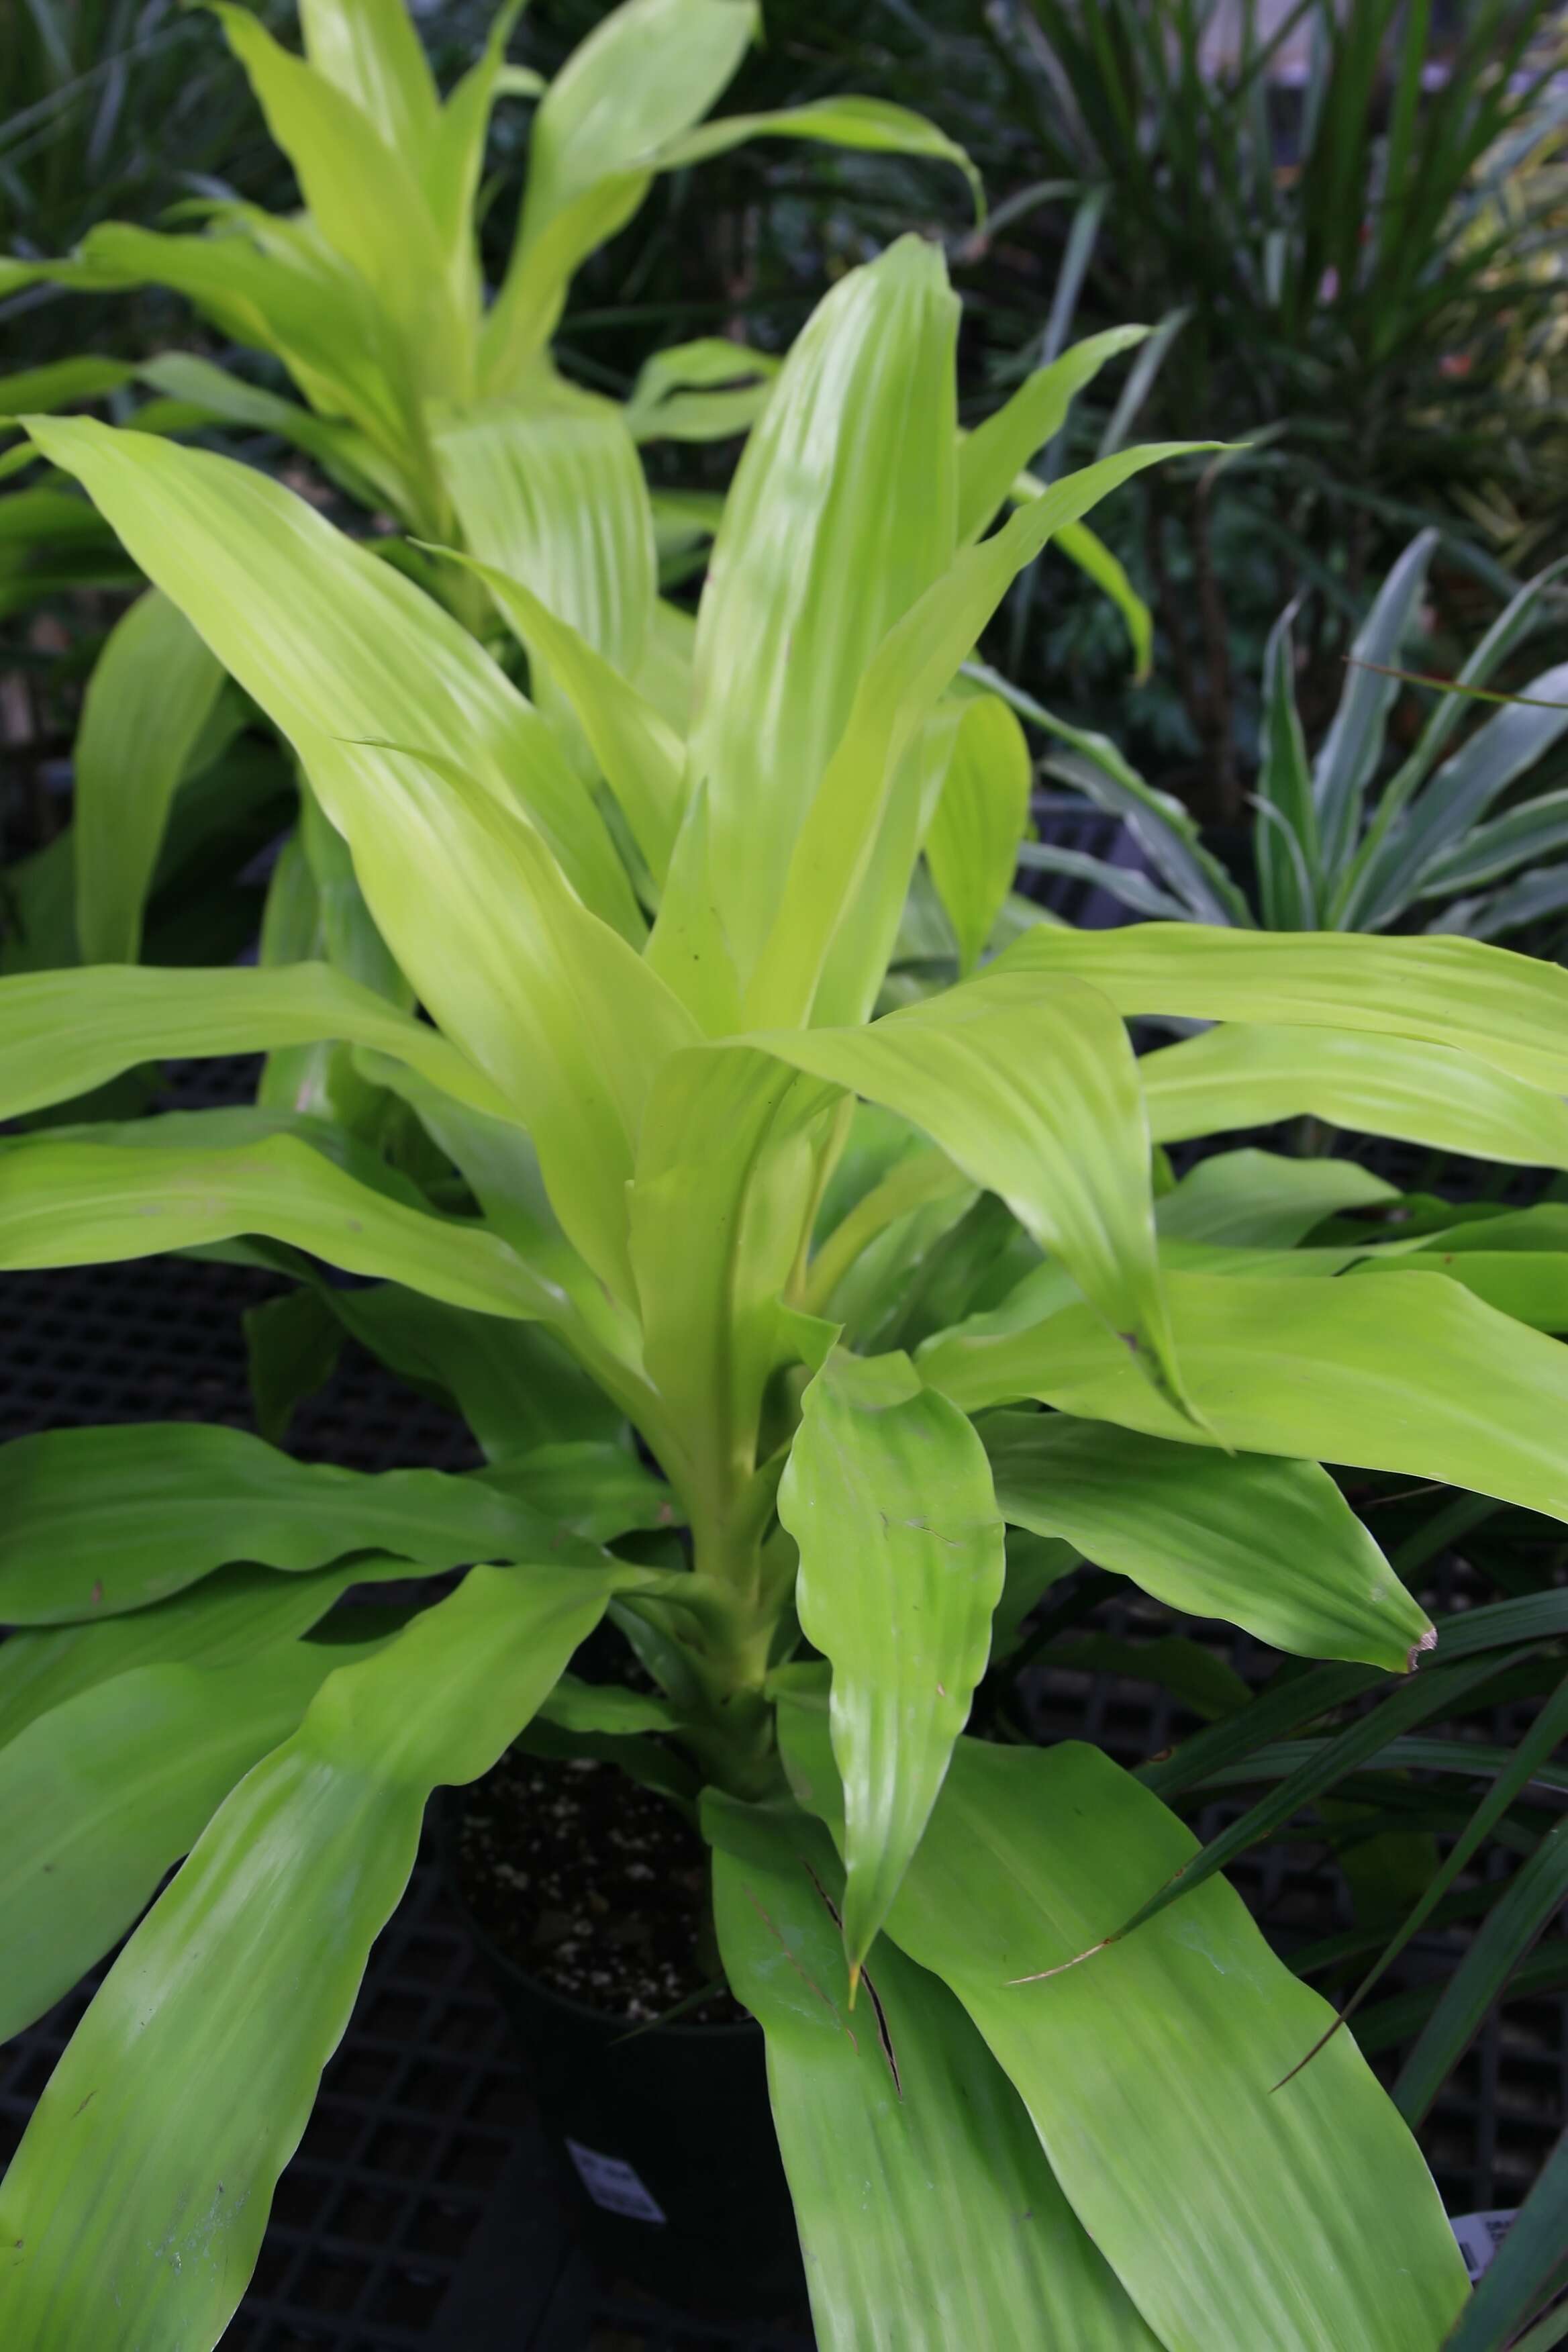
[23,415,638,936]
[424,0,528,299]
[0,1640,384,2042]
[983,1412,1430,1671]
[336,738,697,1301]
[350,1050,646,1379]
[636,593,696,730]
[778,1351,1005,1977]
[705,1794,1162,2351]
[752,965,1187,1417]
[0,961,512,1126]
[1155,1148,1396,1248]
[434,389,656,676]
[139,344,409,519]
[746,438,1214,1030]
[427,541,682,881]
[926,1269,1568,1530]
[0,1563,618,2349]
[0,354,134,419]
[0,1421,605,1622]
[24,418,695,1295]
[215,6,465,396]
[688,236,959,975]
[627,1044,841,1537]
[1353,1249,1568,1332]
[482,172,648,389]
[72,587,227,963]
[479,1442,674,1543]
[778,1700,1469,2352]
[516,0,754,246]
[297,0,440,161]
[483,0,758,381]
[76,216,429,500]
[654,96,981,219]
[644,781,744,1033]
[956,326,1149,544]
[623,338,779,443]
[995,922,1568,1093]
[803,1144,974,1320]
[807,700,970,1031]
[1141,1022,1568,1173]
[540,1674,681,1736]
[924,692,1032,974]
[0,1133,571,1324]
[1051,519,1153,678]
[0,1561,383,1755]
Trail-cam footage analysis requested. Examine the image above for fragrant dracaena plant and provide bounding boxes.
[0,0,978,973]
[1000,526,1568,942]
[0,0,1138,987]
[5,0,977,541]
[12,234,1568,2348]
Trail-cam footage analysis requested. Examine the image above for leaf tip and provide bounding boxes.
[1406,1625,1438,1673]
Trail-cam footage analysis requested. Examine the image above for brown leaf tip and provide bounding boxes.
[1406,1626,1438,1673]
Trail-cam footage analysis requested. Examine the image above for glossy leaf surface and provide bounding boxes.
[779,1351,1005,1974]
[779,1699,1467,2352]
[73,589,227,964]
[997,923,1568,1092]
[706,1794,1161,2350]
[983,1411,1429,1669]
[926,1269,1568,1530]
[0,1421,602,1620]
[0,1564,620,2349]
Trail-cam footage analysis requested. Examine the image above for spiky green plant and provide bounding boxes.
[1000,528,1568,944]
[12,234,1568,2347]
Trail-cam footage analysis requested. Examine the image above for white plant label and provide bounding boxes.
[1450,2209,1518,2284]
[565,2137,668,2224]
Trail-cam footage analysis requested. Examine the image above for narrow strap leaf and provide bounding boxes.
[1395,1815,1568,2126]
[73,589,227,964]
[1442,2127,1568,2352]
[1105,1649,1520,1949]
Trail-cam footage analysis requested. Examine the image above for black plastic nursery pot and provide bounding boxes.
[438,1792,806,2324]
